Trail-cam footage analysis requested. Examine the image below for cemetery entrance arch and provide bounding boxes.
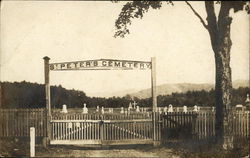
[43,57,160,145]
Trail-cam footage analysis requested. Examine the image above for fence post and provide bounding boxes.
[43,56,51,147]
[248,111,250,155]
[30,127,35,157]
[151,57,160,146]
[151,57,157,111]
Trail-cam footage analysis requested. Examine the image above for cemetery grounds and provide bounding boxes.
[0,107,249,157]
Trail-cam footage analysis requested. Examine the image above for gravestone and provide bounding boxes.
[168,104,173,113]
[136,106,140,112]
[101,106,105,114]
[193,105,198,112]
[245,94,250,111]
[212,106,215,112]
[236,104,243,111]
[132,101,137,109]
[197,106,200,111]
[61,104,68,113]
[164,106,168,113]
[183,106,187,113]
[82,103,88,114]
[120,107,124,114]
[128,102,133,110]
[158,107,162,114]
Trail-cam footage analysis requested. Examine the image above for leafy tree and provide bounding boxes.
[113,1,249,146]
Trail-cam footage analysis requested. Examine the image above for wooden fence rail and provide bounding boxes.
[162,111,250,141]
[0,108,249,143]
[0,108,47,137]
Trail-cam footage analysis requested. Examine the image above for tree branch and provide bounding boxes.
[205,1,219,53]
[185,1,208,30]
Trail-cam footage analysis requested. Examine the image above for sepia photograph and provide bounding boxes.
[0,1,250,157]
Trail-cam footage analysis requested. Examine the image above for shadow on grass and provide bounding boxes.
[164,138,249,158]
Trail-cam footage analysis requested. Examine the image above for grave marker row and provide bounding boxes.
[59,103,210,115]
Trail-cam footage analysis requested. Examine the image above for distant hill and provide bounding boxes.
[90,80,248,99]
[129,83,214,99]
[130,80,248,99]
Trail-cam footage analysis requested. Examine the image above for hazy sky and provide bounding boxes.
[1,1,249,97]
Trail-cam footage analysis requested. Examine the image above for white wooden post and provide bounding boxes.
[151,57,157,111]
[151,57,160,146]
[30,127,35,157]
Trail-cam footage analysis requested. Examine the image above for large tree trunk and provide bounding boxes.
[215,3,233,149]
[206,2,233,148]
[214,47,232,146]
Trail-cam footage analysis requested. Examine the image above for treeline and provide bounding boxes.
[0,81,132,108]
[139,88,250,107]
[0,81,249,109]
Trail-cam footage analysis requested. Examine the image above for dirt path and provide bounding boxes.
[0,139,180,157]
[36,145,180,158]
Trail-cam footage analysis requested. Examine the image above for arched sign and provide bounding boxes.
[49,59,152,71]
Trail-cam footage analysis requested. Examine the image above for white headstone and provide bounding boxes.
[136,106,140,112]
[164,106,168,113]
[101,106,105,114]
[212,107,215,112]
[82,103,88,114]
[128,102,133,110]
[193,105,198,112]
[236,104,243,111]
[61,104,68,113]
[158,107,162,114]
[168,104,173,113]
[197,106,200,111]
[246,94,250,102]
[236,104,243,108]
[183,106,187,113]
[120,107,124,114]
